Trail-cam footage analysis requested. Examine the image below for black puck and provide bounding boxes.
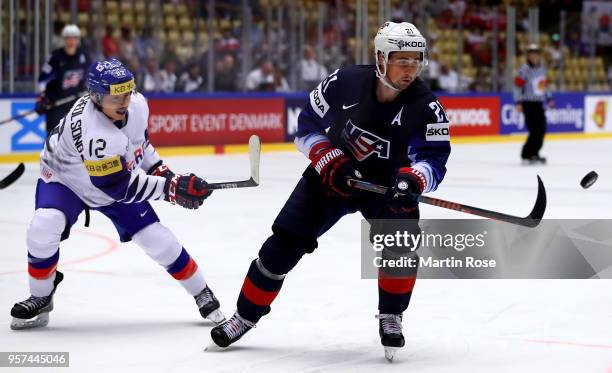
[580,171,598,189]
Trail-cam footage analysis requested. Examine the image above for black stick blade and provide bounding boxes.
[525,175,547,223]
[0,163,25,189]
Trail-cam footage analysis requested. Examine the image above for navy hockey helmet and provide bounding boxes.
[86,58,135,105]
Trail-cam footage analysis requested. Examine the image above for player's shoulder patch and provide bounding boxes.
[84,156,123,177]
[309,68,339,118]
[425,122,450,141]
[309,82,330,118]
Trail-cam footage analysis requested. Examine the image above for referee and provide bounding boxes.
[513,43,554,165]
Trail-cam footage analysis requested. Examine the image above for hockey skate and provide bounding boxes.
[206,312,256,350]
[376,313,404,362]
[521,155,547,165]
[10,271,64,330]
[195,286,225,324]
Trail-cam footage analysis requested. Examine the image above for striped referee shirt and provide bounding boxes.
[513,63,551,103]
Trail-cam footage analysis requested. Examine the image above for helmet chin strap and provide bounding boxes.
[375,61,402,92]
[376,69,402,91]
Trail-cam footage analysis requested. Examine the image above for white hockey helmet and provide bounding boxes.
[374,22,428,89]
[61,24,81,38]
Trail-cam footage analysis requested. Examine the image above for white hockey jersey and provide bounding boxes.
[40,92,167,207]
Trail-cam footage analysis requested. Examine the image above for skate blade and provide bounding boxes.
[384,347,400,362]
[10,313,49,330]
[206,309,226,324]
[204,339,226,352]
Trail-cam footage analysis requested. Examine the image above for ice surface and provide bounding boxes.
[1,138,612,372]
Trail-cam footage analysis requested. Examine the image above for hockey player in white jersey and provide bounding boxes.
[10,58,225,330]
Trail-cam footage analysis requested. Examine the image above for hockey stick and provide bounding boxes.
[0,93,84,126]
[0,163,25,189]
[208,135,261,190]
[346,176,547,228]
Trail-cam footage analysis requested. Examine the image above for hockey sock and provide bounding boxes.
[378,270,416,314]
[28,249,59,297]
[165,247,206,296]
[377,249,418,314]
[237,258,285,323]
[133,223,207,296]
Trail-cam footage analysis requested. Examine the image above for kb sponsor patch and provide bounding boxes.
[425,122,450,141]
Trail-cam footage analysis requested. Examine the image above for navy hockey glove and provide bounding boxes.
[309,141,360,197]
[34,94,48,115]
[164,173,212,209]
[386,167,426,213]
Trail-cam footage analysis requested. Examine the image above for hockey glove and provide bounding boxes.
[164,173,212,209]
[309,141,360,197]
[386,167,426,213]
[34,94,48,115]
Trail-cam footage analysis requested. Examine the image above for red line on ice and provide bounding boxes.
[0,220,119,275]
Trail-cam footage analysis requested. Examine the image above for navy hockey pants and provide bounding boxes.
[236,172,420,323]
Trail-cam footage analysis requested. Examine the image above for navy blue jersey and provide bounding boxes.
[39,47,90,102]
[295,65,451,192]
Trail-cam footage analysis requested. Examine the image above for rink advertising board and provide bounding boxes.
[437,96,500,136]
[147,97,285,146]
[284,96,309,142]
[0,98,46,154]
[584,95,612,133]
[286,95,502,139]
[500,93,584,134]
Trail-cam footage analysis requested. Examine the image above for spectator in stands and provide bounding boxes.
[127,58,145,93]
[81,23,104,62]
[135,26,160,63]
[214,54,238,92]
[216,28,240,55]
[160,44,181,72]
[119,27,137,65]
[546,33,563,69]
[177,62,204,93]
[448,0,466,27]
[470,67,491,92]
[245,59,275,91]
[470,35,492,66]
[566,30,586,57]
[273,65,291,92]
[428,38,440,56]
[300,45,328,91]
[426,51,441,91]
[159,60,177,93]
[102,26,119,59]
[466,27,486,54]
[142,58,161,93]
[438,63,460,92]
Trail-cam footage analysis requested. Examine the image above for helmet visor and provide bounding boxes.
[100,92,131,108]
[386,57,424,68]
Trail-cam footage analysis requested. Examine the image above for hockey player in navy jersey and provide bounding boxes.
[10,59,225,330]
[210,22,451,360]
[36,24,90,133]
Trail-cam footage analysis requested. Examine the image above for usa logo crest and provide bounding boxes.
[342,120,390,161]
